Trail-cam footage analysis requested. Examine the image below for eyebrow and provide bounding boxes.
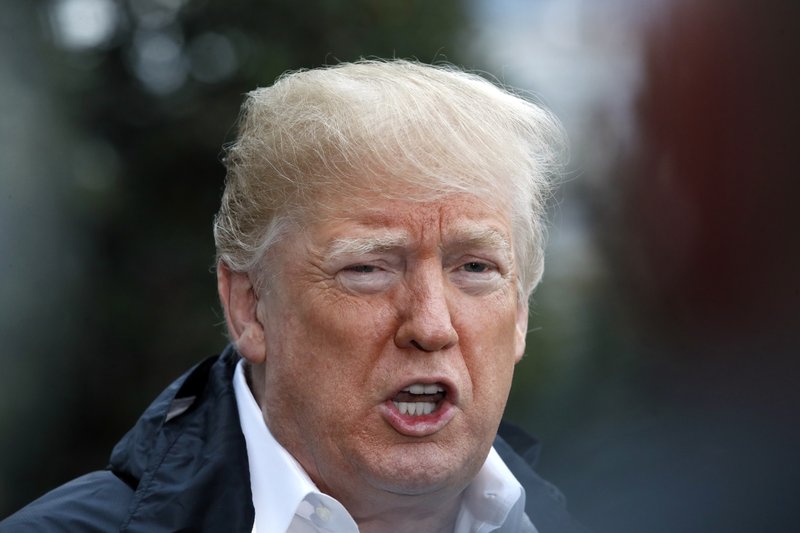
[324,233,411,261]
[445,226,514,263]
[323,225,513,263]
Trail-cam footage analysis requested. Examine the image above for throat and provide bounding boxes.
[354,490,465,533]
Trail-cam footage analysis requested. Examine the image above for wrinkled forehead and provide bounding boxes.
[315,184,510,223]
[303,192,515,256]
[306,176,515,226]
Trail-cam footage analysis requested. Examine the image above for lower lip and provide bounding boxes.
[379,400,457,437]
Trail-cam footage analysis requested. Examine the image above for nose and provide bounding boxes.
[394,265,459,352]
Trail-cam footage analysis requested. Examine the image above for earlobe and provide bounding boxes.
[514,301,529,363]
[216,261,267,364]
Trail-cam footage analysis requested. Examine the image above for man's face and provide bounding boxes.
[253,191,528,504]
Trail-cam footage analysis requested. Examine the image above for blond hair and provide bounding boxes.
[214,59,565,300]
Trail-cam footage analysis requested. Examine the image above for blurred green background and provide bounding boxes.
[1,0,798,531]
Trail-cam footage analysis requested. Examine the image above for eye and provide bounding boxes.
[346,265,378,273]
[337,263,395,293]
[450,258,505,294]
[463,261,491,273]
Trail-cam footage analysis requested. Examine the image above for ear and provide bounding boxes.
[513,300,529,364]
[217,260,267,364]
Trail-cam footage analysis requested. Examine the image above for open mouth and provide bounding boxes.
[381,381,456,437]
[391,383,447,417]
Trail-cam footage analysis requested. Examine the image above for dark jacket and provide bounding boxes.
[1,346,581,532]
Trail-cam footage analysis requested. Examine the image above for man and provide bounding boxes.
[2,60,580,532]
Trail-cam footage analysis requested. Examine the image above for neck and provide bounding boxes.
[350,490,464,533]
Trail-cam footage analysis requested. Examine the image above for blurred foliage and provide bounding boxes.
[1,0,471,516]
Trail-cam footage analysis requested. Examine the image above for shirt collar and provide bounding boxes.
[233,359,533,533]
[455,447,536,532]
[234,359,358,532]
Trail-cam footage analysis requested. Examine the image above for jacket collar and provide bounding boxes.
[109,345,254,532]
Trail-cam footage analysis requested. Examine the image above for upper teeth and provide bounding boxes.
[403,383,444,394]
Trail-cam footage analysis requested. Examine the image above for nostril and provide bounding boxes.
[396,309,459,352]
[407,334,457,352]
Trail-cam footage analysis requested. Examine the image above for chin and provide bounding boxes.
[357,441,479,497]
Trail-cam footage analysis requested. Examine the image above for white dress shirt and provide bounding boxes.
[233,360,537,533]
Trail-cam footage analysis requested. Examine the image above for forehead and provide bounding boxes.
[308,193,513,251]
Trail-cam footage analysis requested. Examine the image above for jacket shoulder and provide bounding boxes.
[495,421,588,533]
[2,347,251,533]
[109,347,254,532]
[0,471,133,532]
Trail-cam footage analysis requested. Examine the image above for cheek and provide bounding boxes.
[302,292,398,355]
[457,291,520,352]
[269,295,397,405]
[456,300,519,402]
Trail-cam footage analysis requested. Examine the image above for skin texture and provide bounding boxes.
[218,192,528,533]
